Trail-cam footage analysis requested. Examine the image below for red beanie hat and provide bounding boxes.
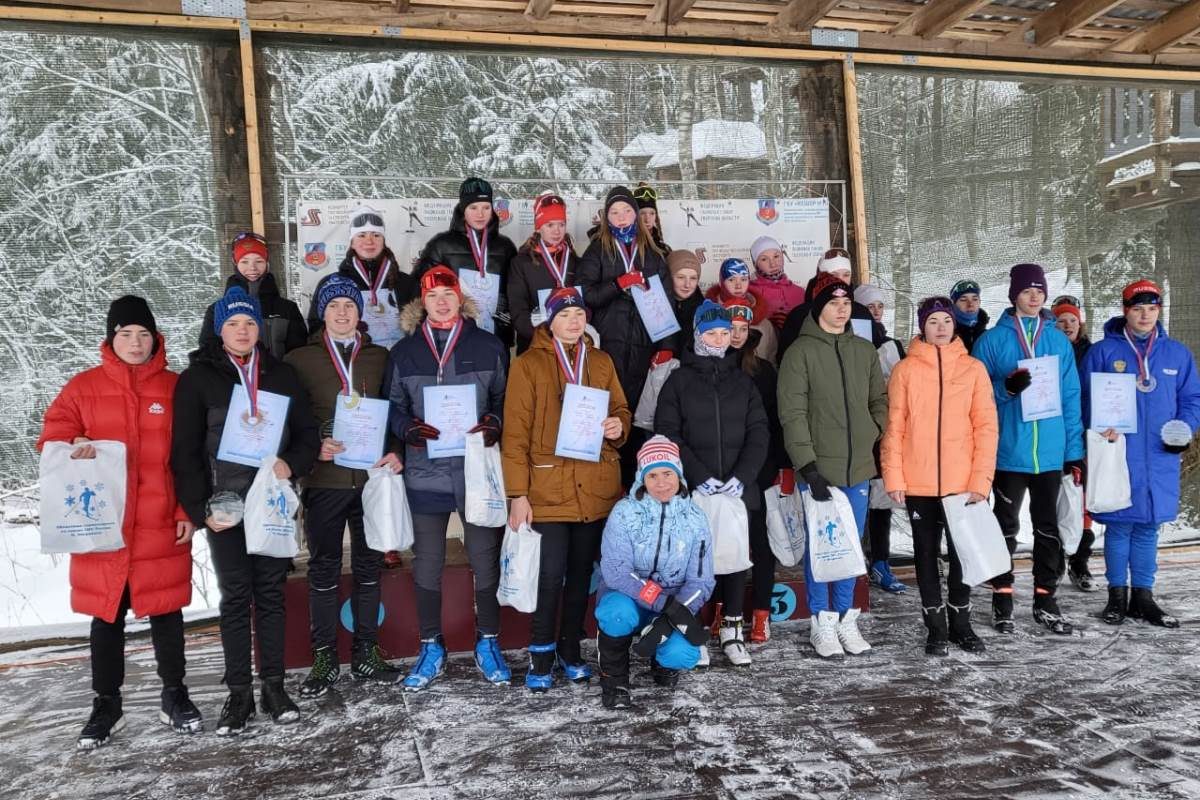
[231,232,269,266]
[420,265,463,301]
[534,193,567,231]
[1122,279,1162,306]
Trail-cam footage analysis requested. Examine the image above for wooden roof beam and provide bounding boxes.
[647,0,699,25]
[1110,0,1200,54]
[1025,0,1124,47]
[773,0,845,30]
[524,0,555,20]
[890,0,993,38]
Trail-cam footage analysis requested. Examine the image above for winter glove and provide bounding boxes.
[1162,420,1193,454]
[775,468,796,496]
[770,309,789,329]
[632,612,675,658]
[468,413,502,448]
[1165,440,1191,454]
[696,478,723,496]
[651,350,674,367]
[616,271,646,291]
[799,462,832,502]
[1004,368,1032,396]
[1064,460,1085,487]
[662,596,709,646]
[404,419,441,447]
[718,477,744,498]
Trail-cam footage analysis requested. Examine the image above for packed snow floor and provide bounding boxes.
[1,550,1199,800]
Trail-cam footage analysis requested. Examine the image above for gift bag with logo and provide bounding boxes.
[1086,430,1132,514]
[801,487,865,583]
[362,467,414,553]
[633,357,680,431]
[941,492,1010,587]
[244,456,300,558]
[464,432,507,528]
[1056,475,1084,553]
[764,484,805,567]
[690,491,752,575]
[39,440,127,554]
[496,523,541,613]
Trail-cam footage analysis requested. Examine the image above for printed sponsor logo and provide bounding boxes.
[494,197,512,226]
[304,242,328,268]
[756,198,778,225]
[299,207,322,226]
[1113,360,1127,373]
[148,402,165,415]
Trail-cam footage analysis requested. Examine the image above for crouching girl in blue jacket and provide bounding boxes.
[596,436,714,709]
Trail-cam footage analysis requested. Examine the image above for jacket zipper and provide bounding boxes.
[649,502,666,577]
[835,336,852,486]
[936,346,944,496]
[712,361,725,478]
[698,541,706,578]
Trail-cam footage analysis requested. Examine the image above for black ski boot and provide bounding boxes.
[260,677,300,724]
[77,694,124,750]
[598,632,634,710]
[948,602,986,653]
[1102,586,1128,625]
[160,685,203,733]
[1032,592,1073,635]
[991,592,1015,634]
[300,647,341,697]
[650,658,680,688]
[1068,560,1096,592]
[352,642,403,684]
[922,605,949,657]
[1128,588,1179,628]
[215,685,255,736]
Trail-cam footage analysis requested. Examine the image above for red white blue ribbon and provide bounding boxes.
[1010,314,1045,360]
[468,227,489,277]
[323,330,362,397]
[616,241,639,274]
[351,256,392,308]
[1122,325,1158,386]
[422,319,464,384]
[553,337,587,385]
[538,241,570,288]
[227,348,260,420]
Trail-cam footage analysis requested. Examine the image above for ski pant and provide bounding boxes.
[708,570,749,618]
[303,487,384,651]
[867,508,893,564]
[748,506,776,611]
[594,592,700,671]
[529,520,604,649]
[799,480,869,614]
[1103,522,1160,589]
[411,512,501,639]
[990,470,1064,594]
[1071,524,1095,570]
[90,584,185,696]
[905,496,970,609]
[207,524,289,685]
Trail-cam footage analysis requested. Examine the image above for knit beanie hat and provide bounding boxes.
[1008,262,1047,305]
[231,232,269,266]
[817,247,853,275]
[854,284,884,307]
[533,192,567,231]
[723,296,753,325]
[1122,278,1162,307]
[420,265,463,301]
[637,435,683,484]
[316,274,364,320]
[633,182,658,211]
[604,185,637,214]
[459,177,493,207]
[917,296,955,332]
[719,258,751,282]
[544,286,589,327]
[809,272,852,321]
[349,206,386,240]
[667,249,701,277]
[213,286,263,332]
[106,295,158,346]
[750,235,782,264]
[694,299,731,336]
[950,279,981,302]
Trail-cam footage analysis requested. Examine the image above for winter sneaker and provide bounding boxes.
[159,685,203,734]
[650,658,680,689]
[77,694,124,750]
[719,618,752,666]
[352,643,403,684]
[1128,587,1180,628]
[402,636,446,692]
[992,591,1015,634]
[215,685,255,736]
[1068,563,1096,592]
[1032,593,1074,635]
[474,633,512,686]
[947,602,986,653]
[749,609,771,644]
[869,560,908,593]
[837,608,872,655]
[809,611,844,658]
[299,647,341,697]
[555,638,592,684]
[601,683,634,710]
[260,677,300,724]
[695,642,710,667]
[1102,586,1129,625]
[525,643,555,693]
[923,605,949,657]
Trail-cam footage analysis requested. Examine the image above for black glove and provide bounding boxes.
[468,413,502,447]
[632,612,675,658]
[404,419,441,447]
[799,462,832,502]
[1165,441,1190,455]
[1064,460,1085,486]
[662,596,708,646]
[1005,368,1032,395]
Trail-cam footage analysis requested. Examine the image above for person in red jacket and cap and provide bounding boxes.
[38,296,199,750]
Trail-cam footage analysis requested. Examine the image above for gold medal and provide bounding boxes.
[241,410,261,427]
[374,303,386,315]
[342,391,361,410]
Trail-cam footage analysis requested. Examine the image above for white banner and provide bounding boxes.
[296,196,830,313]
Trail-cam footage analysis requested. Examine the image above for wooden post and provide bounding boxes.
[841,55,870,283]
[239,20,265,236]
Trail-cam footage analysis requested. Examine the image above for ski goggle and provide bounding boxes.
[1053,294,1081,308]
[232,231,267,247]
[726,304,753,323]
[420,266,460,295]
[633,185,659,202]
[695,306,731,327]
[351,211,385,229]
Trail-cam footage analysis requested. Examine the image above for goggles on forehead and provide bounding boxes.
[351,212,385,229]
[696,306,731,325]
[1053,294,1081,308]
[421,267,460,293]
[233,231,267,246]
[727,305,753,323]
[823,247,850,260]
[633,185,659,202]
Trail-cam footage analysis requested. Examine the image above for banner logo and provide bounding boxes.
[494,197,512,226]
[304,242,327,268]
[757,198,778,225]
[299,207,322,227]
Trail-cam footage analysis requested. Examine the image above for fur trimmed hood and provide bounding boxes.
[399,296,482,334]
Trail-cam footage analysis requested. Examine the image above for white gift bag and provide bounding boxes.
[464,432,507,528]
[243,456,300,558]
[941,492,1011,587]
[868,477,902,511]
[496,523,541,613]
[362,467,414,553]
[633,358,680,431]
[38,440,127,554]
[1056,475,1085,553]
[1086,430,1133,514]
[690,491,752,575]
[764,485,805,567]
[802,487,866,583]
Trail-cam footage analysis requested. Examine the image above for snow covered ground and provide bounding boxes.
[1,549,1198,799]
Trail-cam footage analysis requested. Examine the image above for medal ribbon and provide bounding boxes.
[1010,313,1045,360]
[422,319,464,384]
[352,256,391,308]
[1122,326,1158,385]
[468,227,489,276]
[553,338,587,386]
[324,331,362,397]
[538,241,570,288]
[616,241,639,274]
[226,349,260,420]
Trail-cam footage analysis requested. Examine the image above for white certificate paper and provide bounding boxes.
[631,274,682,343]
[1090,372,1138,434]
[458,269,501,334]
[360,291,403,349]
[851,318,873,342]
[216,388,290,468]
[332,396,389,470]
[423,383,477,459]
[555,384,609,462]
[1018,355,1062,422]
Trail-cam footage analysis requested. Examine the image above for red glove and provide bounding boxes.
[468,413,502,447]
[638,579,664,607]
[770,310,789,329]
[776,468,796,496]
[405,420,441,447]
[616,271,646,290]
[651,350,674,367]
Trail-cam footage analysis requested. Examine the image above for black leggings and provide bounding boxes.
[747,507,776,611]
[905,496,969,609]
[708,570,748,618]
[91,585,185,696]
[529,521,604,647]
[867,509,892,563]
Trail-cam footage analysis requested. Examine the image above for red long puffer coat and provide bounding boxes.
[37,339,191,623]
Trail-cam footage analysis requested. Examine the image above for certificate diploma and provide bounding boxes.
[554,384,609,462]
[1018,355,1062,423]
[1090,372,1138,434]
[631,274,682,343]
[332,395,390,470]
[458,269,501,334]
[216,388,290,468]
[423,383,477,459]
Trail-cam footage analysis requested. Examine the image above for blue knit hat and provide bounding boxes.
[316,274,364,320]
[693,299,731,336]
[719,258,751,282]
[213,286,262,332]
[544,286,589,327]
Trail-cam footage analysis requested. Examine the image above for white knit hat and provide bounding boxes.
[854,284,884,307]
[349,206,386,240]
[750,235,782,264]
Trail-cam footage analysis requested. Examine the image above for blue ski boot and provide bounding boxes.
[474,633,512,686]
[869,560,908,593]
[402,636,446,692]
[525,643,555,693]
[555,637,592,683]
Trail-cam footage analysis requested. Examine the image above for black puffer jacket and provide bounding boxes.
[507,241,578,354]
[668,290,703,358]
[305,247,417,339]
[654,347,770,511]
[414,204,518,347]
[955,308,990,355]
[200,272,308,360]
[776,273,882,365]
[1071,334,1092,370]
[736,330,786,489]
[577,238,669,412]
[170,340,319,527]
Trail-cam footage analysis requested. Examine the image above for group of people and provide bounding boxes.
[39,176,1199,750]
